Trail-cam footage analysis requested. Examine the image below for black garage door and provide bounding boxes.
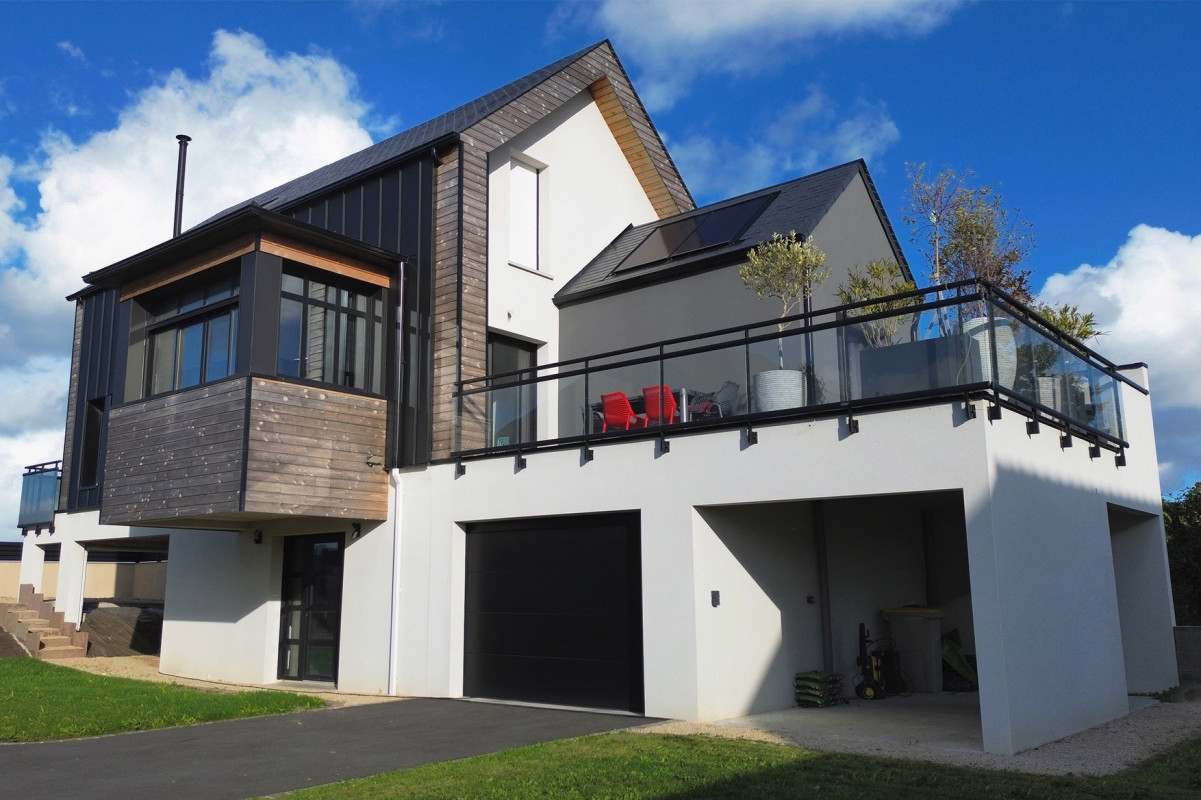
[464,513,643,713]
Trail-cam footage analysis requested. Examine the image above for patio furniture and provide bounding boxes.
[643,385,679,426]
[601,391,644,431]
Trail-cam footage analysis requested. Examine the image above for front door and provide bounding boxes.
[278,533,344,682]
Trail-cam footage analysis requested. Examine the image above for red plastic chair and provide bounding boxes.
[643,385,679,427]
[601,391,644,431]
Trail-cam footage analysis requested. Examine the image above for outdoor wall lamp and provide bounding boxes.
[253,530,263,544]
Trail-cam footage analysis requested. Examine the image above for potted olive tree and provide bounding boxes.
[835,259,919,348]
[741,231,829,411]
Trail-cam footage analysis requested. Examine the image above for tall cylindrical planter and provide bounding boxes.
[963,317,1017,388]
[752,369,806,412]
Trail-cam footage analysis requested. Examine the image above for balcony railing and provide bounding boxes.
[18,460,61,530]
[454,280,1143,459]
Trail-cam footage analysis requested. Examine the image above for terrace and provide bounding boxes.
[454,280,1142,464]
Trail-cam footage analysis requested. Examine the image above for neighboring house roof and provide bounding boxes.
[204,39,691,225]
[554,159,909,306]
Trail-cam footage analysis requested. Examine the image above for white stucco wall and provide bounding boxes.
[485,89,659,387]
[393,374,1174,755]
[160,515,394,693]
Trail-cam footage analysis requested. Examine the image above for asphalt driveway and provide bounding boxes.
[1,698,653,800]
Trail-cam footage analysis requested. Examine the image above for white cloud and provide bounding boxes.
[0,30,376,535]
[590,0,960,110]
[57,41,88,66]
[1039,225,1201,492]
[671,88,900,201]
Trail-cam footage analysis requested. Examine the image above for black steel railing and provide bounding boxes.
[453,280,1140,458]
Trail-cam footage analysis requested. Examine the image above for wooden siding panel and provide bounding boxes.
[101,379,248,525]
[243,379,388,520]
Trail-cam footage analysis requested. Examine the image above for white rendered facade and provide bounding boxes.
[14,46,1179,759]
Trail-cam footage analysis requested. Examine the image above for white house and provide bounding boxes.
[14,40,1177,755]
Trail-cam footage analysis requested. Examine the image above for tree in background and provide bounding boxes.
[1036,302,1105,343]
[903,163,1035,304]
[1165,482,1201,626]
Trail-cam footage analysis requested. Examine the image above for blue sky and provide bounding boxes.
[1,1,1199,537]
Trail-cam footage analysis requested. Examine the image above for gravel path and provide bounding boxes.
[637,697,1201,776]
[56,655,402,708]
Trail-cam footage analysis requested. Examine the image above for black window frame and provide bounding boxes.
[141,270,240,398]
[276,265,387,396]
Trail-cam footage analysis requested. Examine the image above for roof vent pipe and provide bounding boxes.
[173,134,191,238]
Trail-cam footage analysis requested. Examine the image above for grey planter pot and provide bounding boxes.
[752,369,805,413]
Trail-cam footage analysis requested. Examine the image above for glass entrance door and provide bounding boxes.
[278,533,344,682]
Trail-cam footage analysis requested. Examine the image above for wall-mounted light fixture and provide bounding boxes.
[366,454,384,468]
[351,522,362,540]
[253,530,263,545]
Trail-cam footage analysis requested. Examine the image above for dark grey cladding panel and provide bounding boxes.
[556,160,883,305]
[201,41,609,226]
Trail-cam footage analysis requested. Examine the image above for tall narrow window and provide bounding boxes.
[79,397,105,488]
[488,334,537,447]
[277,268,386,395]
[509,158,540,270]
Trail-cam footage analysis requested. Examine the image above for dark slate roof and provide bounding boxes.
[555,159,909,305]
[203,40,610,224]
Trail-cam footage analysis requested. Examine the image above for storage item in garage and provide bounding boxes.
[794,670,846,707]
[882,607,943,692]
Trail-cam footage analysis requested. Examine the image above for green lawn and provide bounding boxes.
[265,731,1201,800]
[0,658,324,741]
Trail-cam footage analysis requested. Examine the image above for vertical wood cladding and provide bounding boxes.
[428,41,694,459]
[100,377,388,526]
[432,145,464,458]
[244,379,388,519]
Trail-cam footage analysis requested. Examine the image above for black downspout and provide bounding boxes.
[173,135,191,238]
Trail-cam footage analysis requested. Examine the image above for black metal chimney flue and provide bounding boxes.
[173,134,191,237]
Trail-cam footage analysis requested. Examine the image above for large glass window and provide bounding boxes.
[144,273,239,396]
[277,268,386,395]
[487,334,537,447]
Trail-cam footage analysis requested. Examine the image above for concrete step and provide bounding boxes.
[38,645,86,660]
[36,635,74,650]
[12,618,50,639]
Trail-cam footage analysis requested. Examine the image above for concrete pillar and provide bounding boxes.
[55,540,88,625]
[18,535,46,593]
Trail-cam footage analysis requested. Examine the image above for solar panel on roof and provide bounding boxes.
[613,193,775,274]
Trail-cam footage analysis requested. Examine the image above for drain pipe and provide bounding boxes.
[387,468,403,695]
[173,134,191,237]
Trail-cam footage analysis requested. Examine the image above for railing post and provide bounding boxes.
[658,343,666,425]
[744,329,753,415]
[583,359,591,436]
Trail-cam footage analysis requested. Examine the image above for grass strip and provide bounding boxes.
[0,658,323,742]
[264,731,1201,800]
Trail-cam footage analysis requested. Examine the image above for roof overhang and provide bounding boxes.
[73,205,403,299]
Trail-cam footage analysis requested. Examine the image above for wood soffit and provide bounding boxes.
[119,228,393,302]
